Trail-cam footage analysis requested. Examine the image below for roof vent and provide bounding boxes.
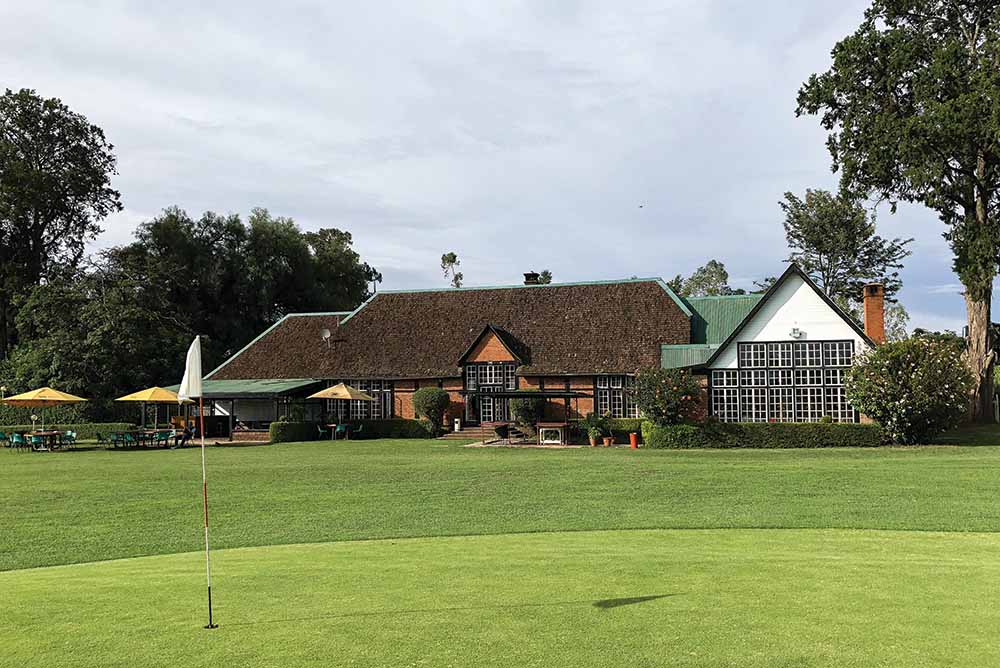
[523,271,540,285]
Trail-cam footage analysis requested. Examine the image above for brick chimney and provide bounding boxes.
[523,271,540,285]
[863,283,885,344]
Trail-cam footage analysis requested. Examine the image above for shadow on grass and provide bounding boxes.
[932,423,1000,446]
[227,594,677,627]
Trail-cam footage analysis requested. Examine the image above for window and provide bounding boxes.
[740,370,767,387]
[769,369,793,386]
[712,388,740,422]
[466,365,477,390]
[824,341,853,367]
[740,388,768,422]
[710,340,857,423]
[768,342,793,368]
[505,364,517,390]
[795,387,825,422]
[825,387,854,423]
[794,369,824,386]
[768,388,795,422]
[712,370,739,387]
[738,343,767,368]
[596,375,637,418]
[794,342,823,367]
[335,379,393,420]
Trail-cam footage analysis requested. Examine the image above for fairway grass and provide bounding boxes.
[6,529,1000,667]
[5,439,1000,571]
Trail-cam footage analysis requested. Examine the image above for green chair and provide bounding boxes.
[154,431,172,447]
[109,432,125,448]
[96,432,108,447]
[62,431,77,448]
[123,433,138,448]
[317,424,330,440]
[0,431,8,448]
[334,424,350,440]
[30,435,47,451]
[351,424,364,439]
[10,433,26,452]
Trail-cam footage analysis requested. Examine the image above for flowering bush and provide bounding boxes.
[844,338,973,444]
[631,368,702,426]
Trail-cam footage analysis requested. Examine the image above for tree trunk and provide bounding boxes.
[966,293,994,422]
[966,155,995,422]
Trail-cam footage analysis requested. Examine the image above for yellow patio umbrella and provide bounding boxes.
[307,382,376,402]
[2,387,87,430]
[115,386,192,428]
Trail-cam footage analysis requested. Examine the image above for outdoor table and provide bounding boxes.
[28,430,65,451]
[536,422,569,445]
[326,424,352,440]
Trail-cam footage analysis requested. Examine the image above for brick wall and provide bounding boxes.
[465,332,516,362]
[392,377,463,422]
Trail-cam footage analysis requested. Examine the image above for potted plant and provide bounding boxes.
[601,411,614,446]
[579,413,603,447]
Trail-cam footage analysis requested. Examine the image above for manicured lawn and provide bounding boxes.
[5,433,1000,666]
[5,529,1000,667]
[4,437,1000,571]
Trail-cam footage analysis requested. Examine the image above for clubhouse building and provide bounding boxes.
[200,264,883,431]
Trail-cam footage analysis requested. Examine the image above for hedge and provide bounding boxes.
[269,421,322,443]
[0,423,135,441]
[608,418,644,443]
[641,421,884,449]
[351,419,435,439]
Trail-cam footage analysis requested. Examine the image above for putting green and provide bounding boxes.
[5,528,999,667]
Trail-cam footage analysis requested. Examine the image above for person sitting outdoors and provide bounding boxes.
[172,424,196,449]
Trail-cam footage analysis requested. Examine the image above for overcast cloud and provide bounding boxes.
[2,0,989,331]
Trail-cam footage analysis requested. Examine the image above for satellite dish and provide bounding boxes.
[320,328,331,341]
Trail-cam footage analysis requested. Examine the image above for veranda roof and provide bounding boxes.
[165,378,322,399]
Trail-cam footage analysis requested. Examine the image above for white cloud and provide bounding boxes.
[1,0,994,327]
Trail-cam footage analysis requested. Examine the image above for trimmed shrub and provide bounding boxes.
[351,419,435,439]
[640,420,884,449]
[609,418,644,443]
[642,422,711,448]
[845,338,974,444]
[413,387,451,435]
[0,423,135,441]
[632,368,701,426]
[269,421,321,443]
[509,392,545,437]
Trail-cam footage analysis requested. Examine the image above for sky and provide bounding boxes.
[1,0,987,332]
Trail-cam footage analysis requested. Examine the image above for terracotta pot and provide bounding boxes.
[602,436,613,447]
[589,436,598,447]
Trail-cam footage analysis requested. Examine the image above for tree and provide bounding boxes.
[109,206,378,368]
[441,252,463,288]
[631,368,702,426]
[668,260,746,297]
[845,338,973,444]
[753,276,778,293]
[780,190,912,302]
[835,296,911,342]
[412,387,451,434]
[0,88,122,359]
[538,269,553,285]
[2,266,190,420]
[797,1,1000,420]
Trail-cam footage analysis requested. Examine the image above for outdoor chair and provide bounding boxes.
[334,424,350,440]
[30,435,47,451]
[11,433,27,452]
[154,431,172,447]
[124,433,138,448]
[317,424,330,439]
[95,432,108,447]
[63,431,77,448]
[0,431,7,448]
[351,424,364,439]
[109,432,125,448]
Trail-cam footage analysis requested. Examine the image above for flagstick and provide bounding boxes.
[199,396,218,629]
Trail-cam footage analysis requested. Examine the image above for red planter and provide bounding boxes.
[629,433,639,449]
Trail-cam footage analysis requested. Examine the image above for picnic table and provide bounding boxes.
[27,430,65,451]
[111,430,170,448]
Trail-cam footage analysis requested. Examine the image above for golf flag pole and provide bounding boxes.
[179,335,217,629]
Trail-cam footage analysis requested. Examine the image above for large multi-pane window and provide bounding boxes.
[327,379,394,421]
[463,363,518,423]
[596,375,639,418]
[711,340,857,423]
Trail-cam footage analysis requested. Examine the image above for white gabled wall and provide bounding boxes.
[709,273,871,369]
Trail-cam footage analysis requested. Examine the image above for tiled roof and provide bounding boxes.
[209,279,692,380]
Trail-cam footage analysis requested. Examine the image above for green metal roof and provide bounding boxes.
[682,294,764,344]
[165,378,322,399]
[661,344,720,369]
